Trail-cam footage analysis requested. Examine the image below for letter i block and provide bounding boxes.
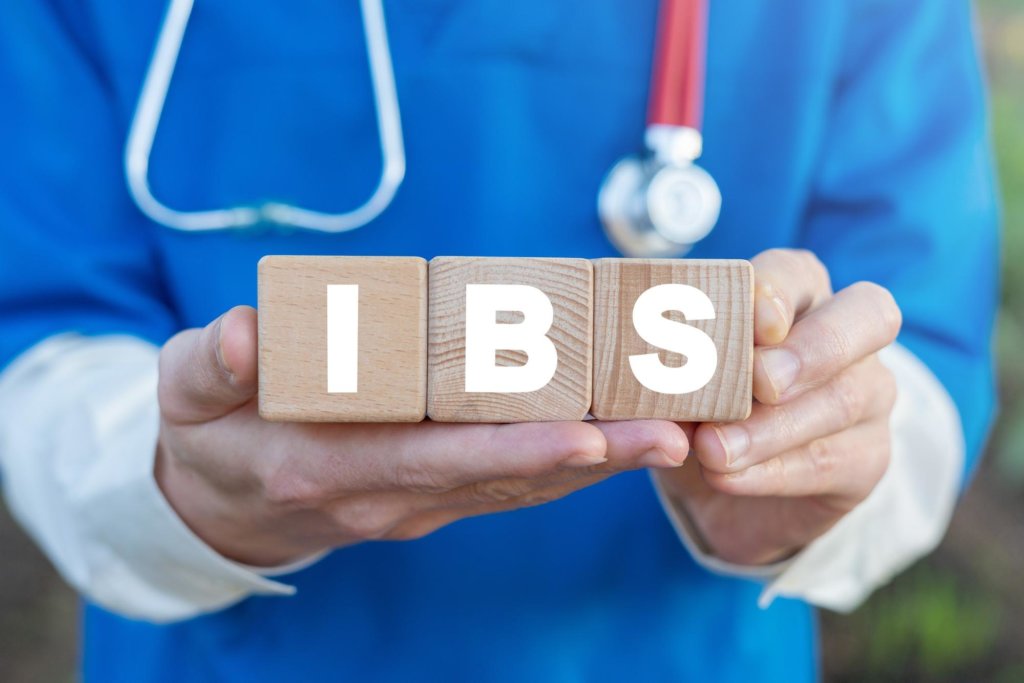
[591,259,753,422]
[258,256,427,422]
[427,257,593,422]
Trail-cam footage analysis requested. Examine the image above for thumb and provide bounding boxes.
[158,306,259,424]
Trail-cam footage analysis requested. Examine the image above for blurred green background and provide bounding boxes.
[821,1,1024,680]
[0,1,1021,681]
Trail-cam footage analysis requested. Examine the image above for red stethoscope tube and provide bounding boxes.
[647,0,708,131]
[597,0,719,257]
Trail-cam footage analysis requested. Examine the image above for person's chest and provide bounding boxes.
[86,0,848,325]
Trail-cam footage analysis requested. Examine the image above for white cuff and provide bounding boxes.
[656,342,965,612]
[0,334,304,623]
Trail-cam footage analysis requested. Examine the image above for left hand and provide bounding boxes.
[654,248,902,566]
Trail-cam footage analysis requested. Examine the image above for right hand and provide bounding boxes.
[156,306,690,566]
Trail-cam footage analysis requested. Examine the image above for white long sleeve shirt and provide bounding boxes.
[0,334,964,622]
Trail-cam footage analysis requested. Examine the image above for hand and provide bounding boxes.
[654,249,902,565]
[156,306,689,566]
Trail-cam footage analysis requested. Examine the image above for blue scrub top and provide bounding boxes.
[0,1,998,681]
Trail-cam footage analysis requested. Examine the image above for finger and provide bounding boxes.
[657,467,833,565]
[158,306,258,424]
[314,421,689,544]
[675,422,698,445]
[589,419,690,469]
[694,357,896,473]
[431,467,610,511]
[699,419,891,504]
[384,471,614,541]
[751,249,833,346]
[249,417,611,501]
[332,461,613,542]
[294,419,687,500]
[322,464,613,545]
[753,282,901,404]
[431,420,690,510]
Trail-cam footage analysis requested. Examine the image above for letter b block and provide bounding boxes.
[258,256,427,422]
[428,257,593,422]
[591,258,753,422]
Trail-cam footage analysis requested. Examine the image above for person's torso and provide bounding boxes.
[80,1,843,679]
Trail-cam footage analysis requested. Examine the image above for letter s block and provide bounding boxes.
[591,259,753,422]
[258,256,427,422]
[428,257,593,422]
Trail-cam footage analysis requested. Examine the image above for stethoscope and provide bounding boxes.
[598,0,720,256]
[126,0,718,256]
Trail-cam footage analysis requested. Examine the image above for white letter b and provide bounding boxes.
[464,284,558,393]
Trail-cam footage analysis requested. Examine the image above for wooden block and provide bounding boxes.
[427,257,593,422]
[258,256,427,422]
[591,258,753,422]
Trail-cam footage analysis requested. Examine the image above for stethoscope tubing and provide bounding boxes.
[597,0,719,257]
[124,0,405,232]
[124,0,717,256]
[648,0,707,133]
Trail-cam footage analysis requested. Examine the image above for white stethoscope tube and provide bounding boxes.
[124,0,405,232]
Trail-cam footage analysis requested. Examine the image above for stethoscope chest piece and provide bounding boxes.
[599,153,721,257]
[598,0,719,257]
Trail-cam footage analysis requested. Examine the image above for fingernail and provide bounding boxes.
[760,348,800,398]
[563,452,608,468]
[755,292,789,344]
[639,448,685,469]
[715,425,749,468]
[212,315,234,379]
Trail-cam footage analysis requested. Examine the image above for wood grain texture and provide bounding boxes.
[591,258,753,422]
[258,256,427,422]
[427,257,593,422]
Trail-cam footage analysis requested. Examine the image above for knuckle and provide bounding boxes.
[262,465,326,509]
[156,365,175,409]
[792,248,821,270]
[156,337,187,408]
[845,440,890,505]
[871,439,892,485]
[465,478,530,504]
[793,249,832,291]
[330,498,402,541]
[881,300,903,339]
[753,249,831,314]
[156,384,176,419]
[852,281,903,339]
[755,247,791,266]
[515,490,559,508]
[877,365,899,412]
[807,438,840,488]
[762,247,814,270]
[828,371,864,427]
